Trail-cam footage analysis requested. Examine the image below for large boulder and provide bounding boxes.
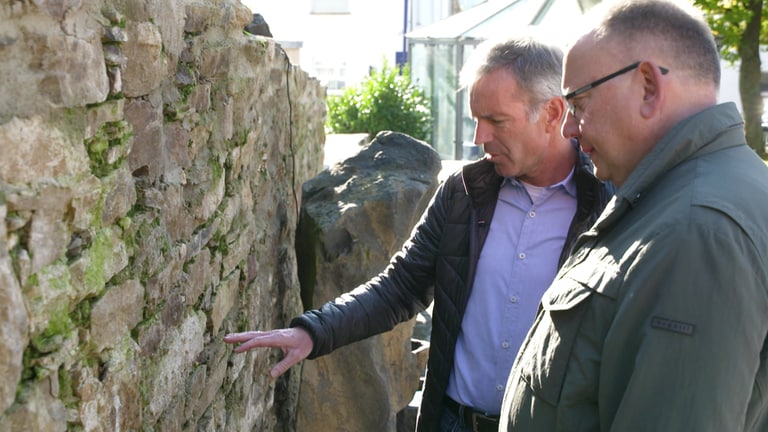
[295,130,441,431]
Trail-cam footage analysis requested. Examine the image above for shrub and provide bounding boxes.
[326,61,432,142]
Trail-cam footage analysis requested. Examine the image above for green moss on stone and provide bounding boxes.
[31,303,73,353]
[70,299,92,329]
[20,349,36,381]
[58,366,76,406]
[118,216,135,252]
[84,121,133,178]
[180,83,195,103]
[212,232,229,257]
[107,91,125,102]
[209,155,224,183]
[82,229,114,296]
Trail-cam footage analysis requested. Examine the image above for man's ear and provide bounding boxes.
[639,61,665,118]
[543,97,566,131]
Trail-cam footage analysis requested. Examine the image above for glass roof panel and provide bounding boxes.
[406,0,590,42]
[465,0,553,39]
[406,0,536,40]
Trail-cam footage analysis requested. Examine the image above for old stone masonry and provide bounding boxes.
[0,1,440,431]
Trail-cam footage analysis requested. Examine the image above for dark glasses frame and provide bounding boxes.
[564,62,669,117]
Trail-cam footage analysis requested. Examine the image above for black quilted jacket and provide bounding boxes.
[291,147,614,431]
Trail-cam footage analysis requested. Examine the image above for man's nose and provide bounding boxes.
[473,124,488,146]
[561,113,579,140]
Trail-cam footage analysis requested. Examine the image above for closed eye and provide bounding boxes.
[567,96,586,118]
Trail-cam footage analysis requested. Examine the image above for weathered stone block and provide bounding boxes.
[296,131,442,432]
[0,202,28,415]
[122,22,164,97]
[145,312,206,423]
[90,279,144,351]
[0,379,67,431]
[0,117,90,184]
[210,269,240,335]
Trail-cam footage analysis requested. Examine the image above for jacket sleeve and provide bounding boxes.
[603,210,768,431]
[291,175,457,359]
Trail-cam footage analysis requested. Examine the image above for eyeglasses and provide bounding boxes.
[564,61,669,117]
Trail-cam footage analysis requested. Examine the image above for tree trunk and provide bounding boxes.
[737,0,764,157]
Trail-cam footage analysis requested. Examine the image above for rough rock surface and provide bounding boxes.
[0,1,325,430]
[295,131,441,432]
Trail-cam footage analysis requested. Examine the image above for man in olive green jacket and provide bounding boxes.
[501,0,768,430]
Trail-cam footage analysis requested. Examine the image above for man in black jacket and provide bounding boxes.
[225,33,614,432]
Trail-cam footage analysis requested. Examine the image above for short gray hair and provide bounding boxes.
[591,0,720,87]
[459,33,563,119]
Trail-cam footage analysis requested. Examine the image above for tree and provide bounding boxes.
[694,0,767,156]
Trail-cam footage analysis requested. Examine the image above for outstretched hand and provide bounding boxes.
[223,327,313,379]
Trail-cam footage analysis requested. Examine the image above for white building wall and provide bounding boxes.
[720,61,742,109]
[242,0,408,92]
[718,50,768,114]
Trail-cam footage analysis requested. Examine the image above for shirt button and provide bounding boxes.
[510,296,518,303]
[502,341,510,349]
[528,210,536,218]
[496,385,504,392]
[518,252,526,260]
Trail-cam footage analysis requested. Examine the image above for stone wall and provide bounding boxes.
[0,0,326,430]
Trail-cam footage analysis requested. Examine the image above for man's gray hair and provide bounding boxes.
[459,32,563,119]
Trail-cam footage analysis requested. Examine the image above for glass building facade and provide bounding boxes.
[406,0,594,160]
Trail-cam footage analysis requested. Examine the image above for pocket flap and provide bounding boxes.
[542,255,621,312]
[541,282,593,311]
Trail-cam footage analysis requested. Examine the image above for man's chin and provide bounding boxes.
[588,156,604,176]
[592,166,611,182]
[492,164,514,178]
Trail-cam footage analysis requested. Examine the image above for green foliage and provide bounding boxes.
[694,0,766,155]
[693,0,767,63]
[326,60,432,142]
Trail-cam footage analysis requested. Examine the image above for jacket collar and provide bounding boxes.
[460,158,504,208]
[460,139,593,208]
[617,102,745,208]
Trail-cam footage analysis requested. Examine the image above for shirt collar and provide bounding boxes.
[503,167,577,198]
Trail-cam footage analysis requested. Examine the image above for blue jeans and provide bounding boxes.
[439,406,473,432]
